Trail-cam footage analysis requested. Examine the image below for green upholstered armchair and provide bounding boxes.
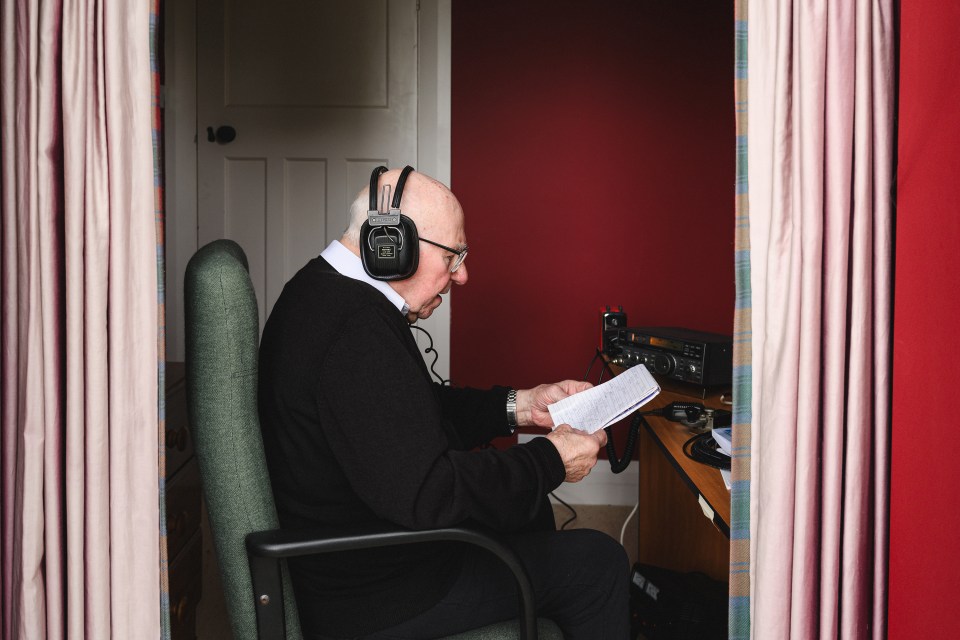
[184,239,562,640]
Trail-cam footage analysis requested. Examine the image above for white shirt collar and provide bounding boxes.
[320,240,410,315]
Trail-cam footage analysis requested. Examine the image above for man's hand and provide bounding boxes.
[545,425,607,483]
[516,380,592,428]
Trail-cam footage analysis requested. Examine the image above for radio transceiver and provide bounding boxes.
[604,326,732,388]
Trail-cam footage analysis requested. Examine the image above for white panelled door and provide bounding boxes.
[197,0,419,328]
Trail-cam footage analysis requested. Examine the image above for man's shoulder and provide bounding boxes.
[270,256,398,328]
[290,256,380,301]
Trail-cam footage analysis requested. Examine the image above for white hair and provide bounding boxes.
[341,189,369,246]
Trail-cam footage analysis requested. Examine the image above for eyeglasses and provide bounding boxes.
[420,238,468,273]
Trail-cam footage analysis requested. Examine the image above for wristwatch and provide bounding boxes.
[506,389,518,433]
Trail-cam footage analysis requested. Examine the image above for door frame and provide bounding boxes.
[163,0,453,379]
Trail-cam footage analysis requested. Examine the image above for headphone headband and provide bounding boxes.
[368,166,388,211]
[392,166,415,208]
[368,165,415,212]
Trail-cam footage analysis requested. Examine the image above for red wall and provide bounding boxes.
[889,2,960,637]
[449,4,960,628]
[450,1,735,393]
[451,0,959,629]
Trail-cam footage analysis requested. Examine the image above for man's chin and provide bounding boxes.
[407,296,443,324]
[414,296,444,321]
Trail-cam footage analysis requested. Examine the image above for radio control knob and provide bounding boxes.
[653,354,675,375]
[689,364,697,373]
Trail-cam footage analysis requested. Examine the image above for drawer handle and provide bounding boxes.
[165,428,188,451]
[174,593,188,623]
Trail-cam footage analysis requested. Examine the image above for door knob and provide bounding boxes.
[206,125,237,144]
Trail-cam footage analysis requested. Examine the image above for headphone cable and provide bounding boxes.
[408,324,450,385]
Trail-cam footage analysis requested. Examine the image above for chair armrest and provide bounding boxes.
[245,525,539,640]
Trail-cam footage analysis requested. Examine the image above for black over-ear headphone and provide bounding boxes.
[360,165,419,281]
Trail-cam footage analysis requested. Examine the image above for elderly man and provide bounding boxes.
[258,167,630,639]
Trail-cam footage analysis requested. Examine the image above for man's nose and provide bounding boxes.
[452,264,468,285]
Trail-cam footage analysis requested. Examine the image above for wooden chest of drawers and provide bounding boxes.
[166,362,202,639]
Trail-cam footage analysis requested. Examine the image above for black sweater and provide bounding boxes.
[258,257,565,638]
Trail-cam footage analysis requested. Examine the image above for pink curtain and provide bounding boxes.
[1,1,160,638]
[746,0,894,638]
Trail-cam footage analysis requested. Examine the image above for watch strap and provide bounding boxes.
[506,389,518,433]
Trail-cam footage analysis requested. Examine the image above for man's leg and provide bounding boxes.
[365,528,631,640]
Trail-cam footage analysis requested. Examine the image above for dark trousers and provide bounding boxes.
[365,526,631,640]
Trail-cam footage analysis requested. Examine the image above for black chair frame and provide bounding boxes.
[246,525,540,640]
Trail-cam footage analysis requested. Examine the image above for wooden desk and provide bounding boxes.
[612,364,732,584]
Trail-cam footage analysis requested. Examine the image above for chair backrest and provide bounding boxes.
[184,239,301,639]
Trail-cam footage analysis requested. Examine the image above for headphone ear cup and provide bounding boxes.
[360,214,419,281]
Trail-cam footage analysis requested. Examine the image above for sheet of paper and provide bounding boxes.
[547,365,660,434]
[720,468,732,490]
[711,427,732,456]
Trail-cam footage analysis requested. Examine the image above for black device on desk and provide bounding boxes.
[600,305,628,351]
[593,312,734,472]
[604,326,733,389]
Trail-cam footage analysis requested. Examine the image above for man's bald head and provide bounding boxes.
[339,167,468,322]
[341,168,463,251]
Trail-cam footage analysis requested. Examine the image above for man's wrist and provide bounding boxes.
[506,389,518,433]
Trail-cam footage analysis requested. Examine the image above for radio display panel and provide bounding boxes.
[649,336,684,352]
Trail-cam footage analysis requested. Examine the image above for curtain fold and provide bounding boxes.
[739,0,894,637]
[1,1,161,637]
